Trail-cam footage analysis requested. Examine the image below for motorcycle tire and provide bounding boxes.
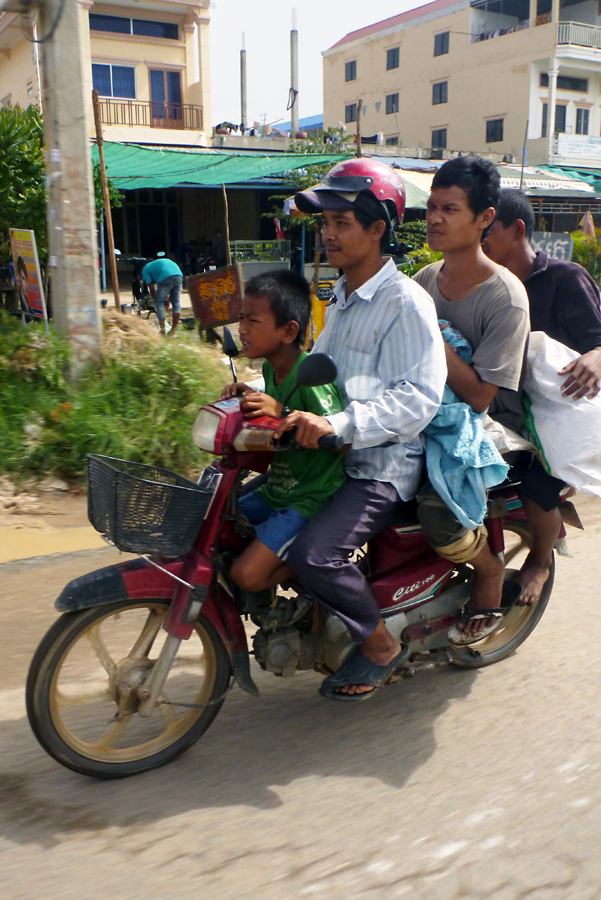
[26,599,231,779]
[448,521,554,668]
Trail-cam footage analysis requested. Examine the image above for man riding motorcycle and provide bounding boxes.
[277,158,447,700]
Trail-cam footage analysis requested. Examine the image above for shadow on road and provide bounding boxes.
[0,662,477,847]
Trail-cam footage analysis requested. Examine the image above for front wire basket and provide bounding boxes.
[87,455,217,557]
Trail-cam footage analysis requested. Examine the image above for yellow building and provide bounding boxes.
[0,0,212,146]
[323,0,601,167]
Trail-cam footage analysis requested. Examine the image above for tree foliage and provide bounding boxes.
[0,104,46,262]
[571,229,601,284]
[0,104,124,264]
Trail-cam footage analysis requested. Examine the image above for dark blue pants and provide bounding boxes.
[287,478,402,642]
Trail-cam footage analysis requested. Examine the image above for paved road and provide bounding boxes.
[2,497,601,900]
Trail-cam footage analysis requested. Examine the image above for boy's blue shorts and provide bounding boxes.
[238,490,309,560]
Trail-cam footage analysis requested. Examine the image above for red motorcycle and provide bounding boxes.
[27,347,561,779]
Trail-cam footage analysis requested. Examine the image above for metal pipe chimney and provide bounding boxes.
[290,9,299,136]
[240,32,247,131]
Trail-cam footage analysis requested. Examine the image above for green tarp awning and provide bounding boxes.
[92,142,350,190]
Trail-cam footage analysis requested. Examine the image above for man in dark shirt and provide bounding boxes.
[484,189,601,400]
[483,188,601,604]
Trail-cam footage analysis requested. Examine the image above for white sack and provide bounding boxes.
[523,331,601,497]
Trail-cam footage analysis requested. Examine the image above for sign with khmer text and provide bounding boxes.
[187,264,244,329]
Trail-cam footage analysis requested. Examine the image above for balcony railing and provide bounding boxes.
[557,21,601,50]
[99,98,204,131]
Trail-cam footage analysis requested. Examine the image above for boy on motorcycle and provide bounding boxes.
[275,159,447,701]
[220,270,347,596]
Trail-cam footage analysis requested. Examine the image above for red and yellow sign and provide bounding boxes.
[9,228,47,321]
[187,265,243,329]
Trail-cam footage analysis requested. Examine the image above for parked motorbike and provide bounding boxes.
[126,257,155,317]
[27,337,563,779]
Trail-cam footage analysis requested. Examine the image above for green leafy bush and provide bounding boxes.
[398,243,443,277]
[395,220,428,255]
[571,229,601,284]
[0,315,226,484]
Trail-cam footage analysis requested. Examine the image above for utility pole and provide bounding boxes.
[290,8,299,137]
[240,32,247,132]
[37,0,101,369]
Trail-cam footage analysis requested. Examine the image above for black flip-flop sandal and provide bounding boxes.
[319,646,410,702]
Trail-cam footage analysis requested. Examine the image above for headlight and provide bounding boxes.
[191,409,221,452]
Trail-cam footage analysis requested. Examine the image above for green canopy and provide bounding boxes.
[92,142,350,190]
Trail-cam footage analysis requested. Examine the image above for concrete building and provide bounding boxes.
[323,0,601,167]
[0,0,212,147]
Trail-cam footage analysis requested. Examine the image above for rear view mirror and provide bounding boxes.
[281,353,338,415]
[296,353,337,388]
[222,325,238,383]
[223,326,238,358]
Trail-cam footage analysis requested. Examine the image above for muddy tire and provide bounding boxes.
[27,599,231,778]
[448,521,554,668]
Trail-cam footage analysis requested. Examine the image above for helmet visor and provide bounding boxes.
[294,188,358,214]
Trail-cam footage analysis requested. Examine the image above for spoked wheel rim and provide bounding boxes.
[449,522,554,665]
[48,602,219,764]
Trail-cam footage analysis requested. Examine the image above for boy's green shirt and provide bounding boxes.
[257,353,346,519]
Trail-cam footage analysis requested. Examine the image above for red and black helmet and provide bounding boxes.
[295,158,406,227]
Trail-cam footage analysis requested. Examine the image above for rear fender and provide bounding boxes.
[55,558,247,658]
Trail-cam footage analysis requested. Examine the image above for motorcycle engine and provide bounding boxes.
[252,594,316,676]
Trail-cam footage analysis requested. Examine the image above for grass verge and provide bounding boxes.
[0,313,228,485]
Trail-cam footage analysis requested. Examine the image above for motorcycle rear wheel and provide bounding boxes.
[27,599,231,778]
[448,521,554,668]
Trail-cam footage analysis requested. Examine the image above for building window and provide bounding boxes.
[345,103,357,123]
[387,47,399,70]
[432,81,448,105]
[541,102,548,138]
[89,13,130,33]
[133,19,178,39]
[555,104,567,133]
[576,107,590,135]
[386,136,399,145]
[1,94,11,108]
[386,92,399,114]
[345,60,356,82]
[89,13,178,40]
[540,73,588,92]
[432,128,447,149]
[434,31,449,56]
[27,80,33,98]
[92,63,136,99]
[486,118,504,142]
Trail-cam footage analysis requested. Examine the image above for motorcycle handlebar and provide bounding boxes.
[274,429,344,451]
[317,433,345,450]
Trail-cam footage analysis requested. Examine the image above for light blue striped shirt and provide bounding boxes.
[315,258,446,500]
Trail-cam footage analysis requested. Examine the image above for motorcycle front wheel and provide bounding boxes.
[448,521,554,668]
[27,599,231,779]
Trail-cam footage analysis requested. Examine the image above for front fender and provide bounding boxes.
[55,557,185,612]
[54,558,248,657]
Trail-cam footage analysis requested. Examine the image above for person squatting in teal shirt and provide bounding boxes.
[220,270,346,595]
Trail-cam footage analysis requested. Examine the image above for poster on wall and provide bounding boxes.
[9,228,48,323]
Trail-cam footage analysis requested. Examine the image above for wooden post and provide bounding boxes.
[92,89,120,311]
[222,183,232,266]
[356,98,363,158]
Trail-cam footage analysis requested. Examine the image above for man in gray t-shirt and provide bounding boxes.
[414,259,528,433]
[412,156,530,645]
